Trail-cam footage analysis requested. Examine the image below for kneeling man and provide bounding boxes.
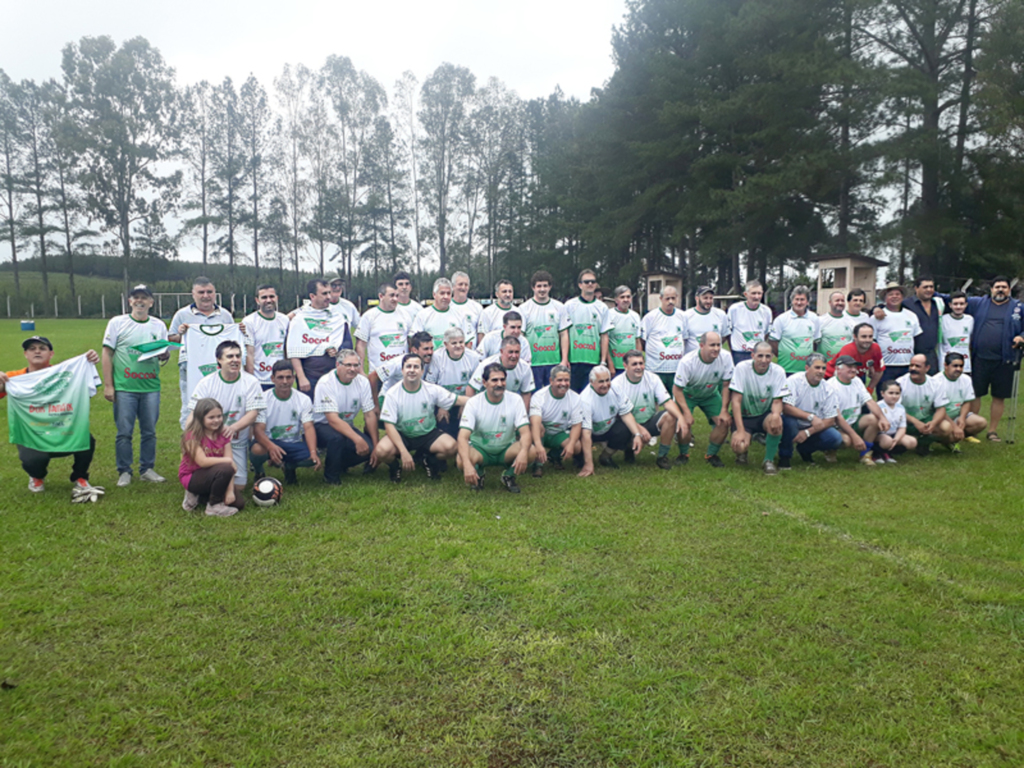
[780,352,844,468]
[897,353,953,454]
[529,364,589,477]
[827,354,890,464]
[251,360,321,484]
[611,350,686,469]
[932,352,986,450]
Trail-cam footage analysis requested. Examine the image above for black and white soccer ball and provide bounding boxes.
[252,477,283,507]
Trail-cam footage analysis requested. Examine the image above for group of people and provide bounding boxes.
[2,268,1020,516]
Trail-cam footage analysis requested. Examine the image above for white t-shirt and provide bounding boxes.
[257,388,313,443]
[285,306,351,359]
[396,299,424,322]
[529,386,585,436]
[356,307,410,370]
[683,307,730,355]
[727,302,773,354]
[611,370,670,424]
[458,392,529,452]
[243,310,290,385]
[730,360,789,418]
[673,349,734,402]
[870,308,923,368]
[426,348,482,395]
[932,372,975,419]
[879,401,907,437]
[188,371,266,443]
[479,330,532,364]
[895,372,949,423]
[380,381,457,437]
[939,315,974,373]
[607,308,642,370]
[101,314,168,393]
[469,354,536,397]
[169,304,235,362]
[579,385,633,436]
[641,308,687,373]
[451,298,483,335]
[372,360,404,399]
[783,373,839,421]
[518,298,571,366]
[184,324,247,405]
[411,305,474,351]
[827,376,871,424]
[818,313,856,360]
[313,371,375,426]
[477,303,517,338]
[769,310,822,373]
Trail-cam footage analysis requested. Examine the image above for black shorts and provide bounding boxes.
[971,356,1015,399]
[397,428,446,455]
[642,413,664,437]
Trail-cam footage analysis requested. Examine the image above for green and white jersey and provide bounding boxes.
[895,372,949,422]
[6,354,99,453]
[300,297,360,332]
[529,386,584,436]
[313,371,375,426]
[519,298,571,366]
[843,310,868,324]
[477,303,516,338]
[565,297,612,365]
[373,360,404,398]
[818,313,855,360]
[784,372,839,421]
[769,310,822,374]
[869,308,922,368]
[102,314,168,393]
[257,388,313,443]
[611,370,670,423]
[682,306,730,355]
[479,330,531,364]
[356,307,409,370]
[826,376,871,423]
[932,372,974,419]
[730,360,789,418]
[939,314,974,373]
[459,391,529,452]
[607,308,642,370]
[673,349,734,402]
[188,371,266,443]
[285,307,350,359]
[169,303,234,362]
[411,305,474,351]
[381,381,456,437]
[727,302,773,353]
[641,308,687,373]
[469,354,536,397]
[243,310,290,385]
[396,299,424,323]
[184,324,247,403]
[579,384,632,436]
[426,348,482,395]
[452,298,483,335]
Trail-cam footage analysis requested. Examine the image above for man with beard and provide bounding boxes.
[683,286,730,356]
[244,284,290,391]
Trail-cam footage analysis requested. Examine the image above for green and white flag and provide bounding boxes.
[6,354,99,452]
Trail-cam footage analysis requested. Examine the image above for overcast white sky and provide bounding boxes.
[5,0,626,101]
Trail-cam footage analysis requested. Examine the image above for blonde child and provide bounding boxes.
[179,397,243,516]
[875,381,917,464]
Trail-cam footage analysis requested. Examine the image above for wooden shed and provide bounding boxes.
[810,254,888,314]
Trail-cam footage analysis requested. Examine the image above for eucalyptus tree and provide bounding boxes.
[239,74,273,278]
[182,81,216,265]
[0,70,22,290]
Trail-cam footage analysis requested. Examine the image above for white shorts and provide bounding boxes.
[232,440,248,486]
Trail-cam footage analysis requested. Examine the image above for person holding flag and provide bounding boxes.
[287,278,353,394]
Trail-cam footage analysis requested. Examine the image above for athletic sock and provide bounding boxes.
[765,433,782,462]
[502,464,516,478]
[859,440,873,457]
[707,442,721,456]
[657,444,670,459]
[678,442,691,456]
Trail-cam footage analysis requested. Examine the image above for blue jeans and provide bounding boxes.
[114,390,161,474]
[780,416,843,459]
[731,350,752,365]
[532,365,555,389]
[250,439,313,473]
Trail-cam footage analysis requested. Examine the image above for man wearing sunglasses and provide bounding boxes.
[565,269,613,393]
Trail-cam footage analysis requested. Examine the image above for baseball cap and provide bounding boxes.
[834,354,858,367]
[329,277,345,287]
[696,285,714,296]
[22,336,53,350]
[129,284,153,297]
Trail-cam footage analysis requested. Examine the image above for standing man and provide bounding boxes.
[519,270,571,389]
[939,291,974,374]
[964,276,1024,441]
[457,362,534,493]
[528,364,588,477]
[607,285,642,375]
[580,365,644,469]
[312,349,379,483]
[426,327,482,438]
[823,322,885,392]
[933,352,987,448]
[683,286,730,356]
[103,284,170,487]
[244,284,290,391]
[356,282,409,371]
[901,276,945,373]
[251,360,321,484]
[477,279,516,342]
[896,354,953,453]
[451,271,483,339]
[611,350,686,469]
[467,336,535,410]
[411,278,473,350]
[869,282,922,386]
[328,276,360,332]
[565,269,613,392]
[779,353,845,468]
[769,285,821,374]
[727,279,774,364]
[287,278,351,395]
[393,270,424,321]
[827,355,889,463]
[479,310,532,364]
[187,340,266,501]
[818,290,855,361]
[729,341,788,475]
[640,285,687,393]
[845,288,869,321]
[672,331,734,468]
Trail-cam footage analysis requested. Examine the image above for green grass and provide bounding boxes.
[2,319,1023,766]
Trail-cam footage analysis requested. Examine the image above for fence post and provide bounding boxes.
[120,294,126,314]
[31,303,35,318]
[78,295,82,316]
[6,295,9,318]
[243,294,247,315]
[158,295,163,317]
[101,295,106,319]
[55,295,59,318]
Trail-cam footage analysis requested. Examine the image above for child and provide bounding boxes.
[179,397,243,517]
[875,381,917,464]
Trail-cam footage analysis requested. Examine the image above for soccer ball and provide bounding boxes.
[252,477,283,507]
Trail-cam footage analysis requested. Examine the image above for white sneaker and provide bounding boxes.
[28,477,44,493]
[182,490,200,511]
[117,472,132,487]
[140,469,166,483]
[824,450,838,463]
[205,503,239,517]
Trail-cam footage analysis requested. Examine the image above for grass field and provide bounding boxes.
[2,319,1023,766]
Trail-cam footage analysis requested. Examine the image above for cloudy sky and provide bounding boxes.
[5,0,626,101]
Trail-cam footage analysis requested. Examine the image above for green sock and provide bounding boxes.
[678,442,691,456]
[657,444,670,458]
[474,464,483,476]
[502,464,516,477]
[765,433,782,462]
[707,442,721,456]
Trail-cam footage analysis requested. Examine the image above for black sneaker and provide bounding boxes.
[623,447,636,464]
[388,461,402,484]
[705,454,725,468]
[501,473,521,493]
[437,459,449,473]
[916,442,931,456]
[421,453,441,481]
[531,463,544,478]
[674,453,689,465]
[549,453,564,470]
[283,467,298,485]
[253,468,266,482]
[362,462,376,475]
[573,453,585,470]
[472,471,486,491]
[598,454,619,469]
[777,455,792,470]
[655,455,672,470]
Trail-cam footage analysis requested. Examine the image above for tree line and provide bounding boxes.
[2,0,1024,315]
